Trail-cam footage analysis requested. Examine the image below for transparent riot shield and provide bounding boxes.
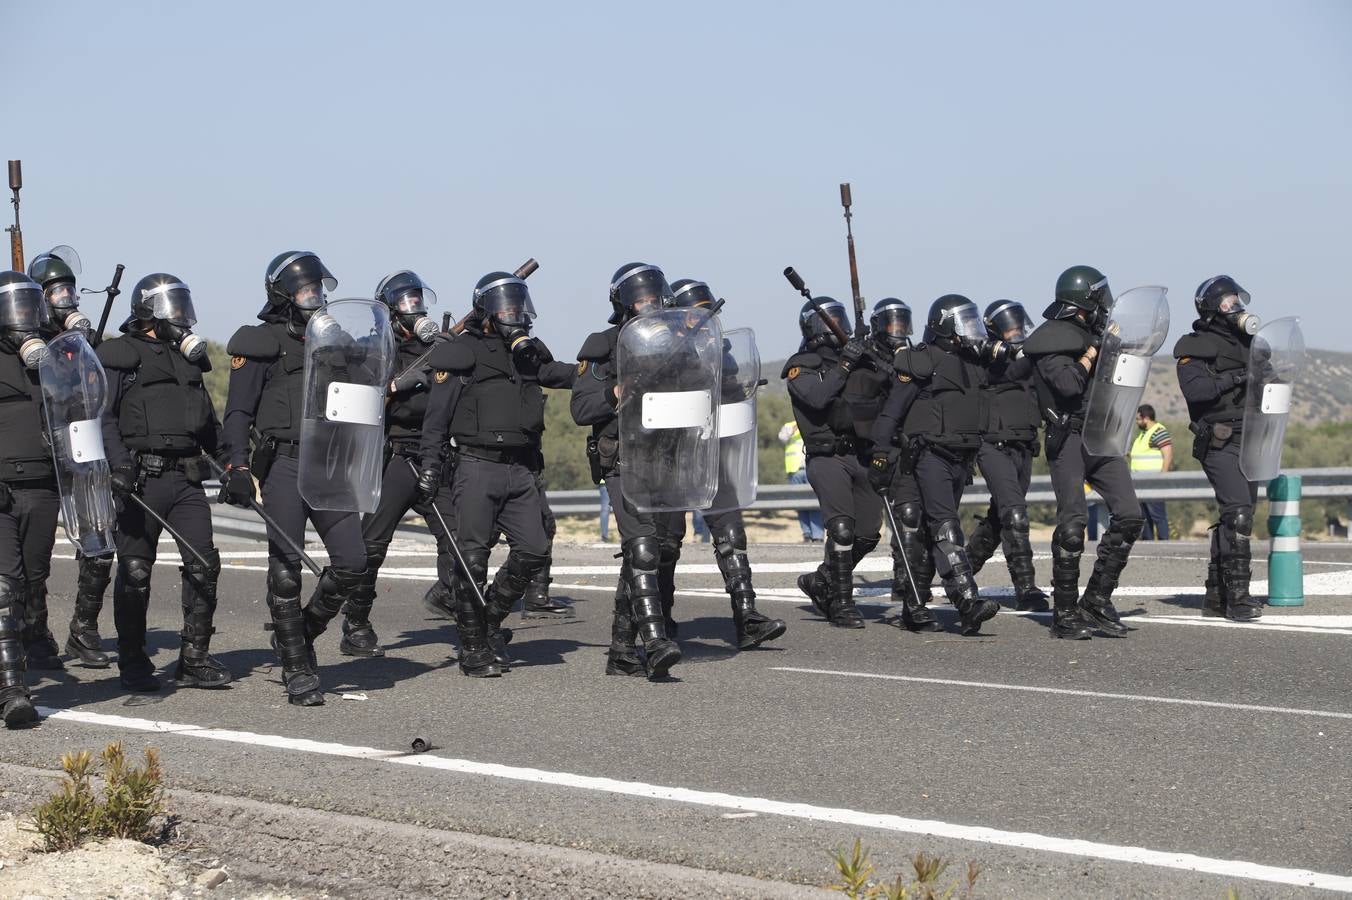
[1240,317,1305,481]
[706,327,760,514]
[1082,286,1171,457]
[39,330,115,556]
[616,307,722,512]
[300,299,396,513]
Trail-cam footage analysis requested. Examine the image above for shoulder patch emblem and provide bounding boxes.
[577,361,588,376]
[897,373,912,383]
[230,355,246,370]
[787,366,801,380]
[434,370,450,384]
[1178,356,1191,365]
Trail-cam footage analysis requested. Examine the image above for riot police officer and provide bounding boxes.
[964,300,1048,612]
[1022,266,1141,639]
[0,271,53,726]
[571,263,684,677]
[28,247,110,667]
[787,298,887,629]
[869,295,1000,635]
[1174,276,1263,620]
[220,251,368,706]
[98,273,229,691]
[417,270,569,677]
[652,279,785,650]
[866,298,940,631]
[342,270,452,657]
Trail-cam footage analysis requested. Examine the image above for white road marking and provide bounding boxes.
[772,667,1352,721]
[33,706,1352,893]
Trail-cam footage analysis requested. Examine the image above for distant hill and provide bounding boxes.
[761,346,1352,425]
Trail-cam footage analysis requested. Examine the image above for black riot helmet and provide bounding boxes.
[983,299,1034,343]
[260,250,337,322]
[1194,275,1260,336]
[1045,265,1112,330]
[670,279,716,310]
[924,294,985,352]
[870,298,912,351]
[376,269,440,343]
[608,262,673,324]
[27,245,90,333]
[798,297,849,349]
[0,271,52,368]
[124,272,207,362]
[473,271,536,329]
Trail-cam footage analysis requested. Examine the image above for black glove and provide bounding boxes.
[110,466,138,499]
[0,482,12,513]
[219,465,255,508]
[840,339,868,369]
[867,452,894,495]
[1225,369,1249,389]
[416,465,443,504]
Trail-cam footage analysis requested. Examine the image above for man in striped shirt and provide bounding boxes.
[1130,405,1173,540]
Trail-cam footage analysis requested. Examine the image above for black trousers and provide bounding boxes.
[1202,439,1259,556]
[450,456,549,557]
[0,483,59,586]
[363,452,454,555]
[657,507,742,541]
[115,471,215,562]
[805,453,883,539]
[976,442,1033,521]
[259,455,366,573]
[607,471,659,543]
[913,448,972,578]
[1047,432,1139,535]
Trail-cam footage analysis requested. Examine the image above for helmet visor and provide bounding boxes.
[480,278,536,326]
[985,303,1034,343]
[950,303,986,342]
[672,281,715,309]
[0,283,52,330]
[271,253,337,308]
[873,306,912,339]
[805,303,850,339]
[143,284,198,326]
[1218,290,1250,314]
[614,268,674,318]
[45,281,80,311]
[392,285,437,316]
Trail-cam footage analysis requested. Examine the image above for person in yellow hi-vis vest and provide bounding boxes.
[779,420,823,542]
[1129,405,1173,540]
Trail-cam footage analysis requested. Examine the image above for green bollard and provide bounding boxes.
[1265,474,1303,607]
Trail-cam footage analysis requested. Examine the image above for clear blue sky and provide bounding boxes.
[6,0,1350,356]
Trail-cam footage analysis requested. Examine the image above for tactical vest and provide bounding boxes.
[1025,318,1093,423]
[983,357,1040,442]
[900,344,986,449]
[105,334,214,453]
[0,350,53,483]
[449,332,546,450]
[256,323,307,442]
[842,361,891,440]
[386,338,431,442]
[583,327,622,447]
[1174,325,1248,425]
[784,347,858,451]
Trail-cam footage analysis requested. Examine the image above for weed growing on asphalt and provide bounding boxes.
[828,838,981,899]
[31,742,165,852]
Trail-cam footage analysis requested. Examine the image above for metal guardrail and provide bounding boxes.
[207,467,1352,541]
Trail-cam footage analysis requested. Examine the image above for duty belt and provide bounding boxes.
[458,445,536,465]
[922,442,977,465]
[388,439,422,459]
[266,438,301,458]
[805,436,860,457]
[136,451,197,474]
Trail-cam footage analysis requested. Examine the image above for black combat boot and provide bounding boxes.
[656,536,681,636]
[303,567,366,644]
[21,583,63,670]
[825,542,863,629]
[605,575,645,677]
[947,566,999,636]
[486,550,546,668]
[453,567,503,677]
[0,577,38,728]
[1049,528,1092,640]
[798,566,830,618]
[113,558,159,692]
[625,537,680,677]
[1222,549,1261,622]
[1078,517,1140,637]
[66,554,112,667]
[965,511,999,576]
[1202,560,1226,617]
[713,523,784,649]
[424,552,457,619]
[270,594,323,705]
[175,551,231,688]
[522,557,575,619]
[340,543,385,657]
[894,524,940,632]
[1002,510,1049,612]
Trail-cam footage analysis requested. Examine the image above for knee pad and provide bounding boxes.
[183,548,222,584]
[503,549,549,584]
[712,522,748,558]
[267,559,302,599]
[623,536,661,574]
[1222,508,1254,536]
[462,551,490,585]
[658,535,683,565]
[81,554,114,578]
[317,566,364,596]
[1052,523,1085,555]
[825,515,855,547]
[1113,515,1145,543]
[1000,506,1030,535]
[931,519,964,550]
[120,557,154,590]
[0,574,20,614]
[896,502,923,530]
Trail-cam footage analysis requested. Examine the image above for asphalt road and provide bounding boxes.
[7,536,1352,898]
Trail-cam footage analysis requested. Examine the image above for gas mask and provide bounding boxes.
[1222,307,1261,336]
[153,320,207,363]
[45,283,91,333]
[400,313,439,343]
[8,330,50,369]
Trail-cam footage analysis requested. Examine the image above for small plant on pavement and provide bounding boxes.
[31,742,166,851]
[828,839,981,899]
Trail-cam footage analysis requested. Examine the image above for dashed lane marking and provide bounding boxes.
[34,706,1352,894]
